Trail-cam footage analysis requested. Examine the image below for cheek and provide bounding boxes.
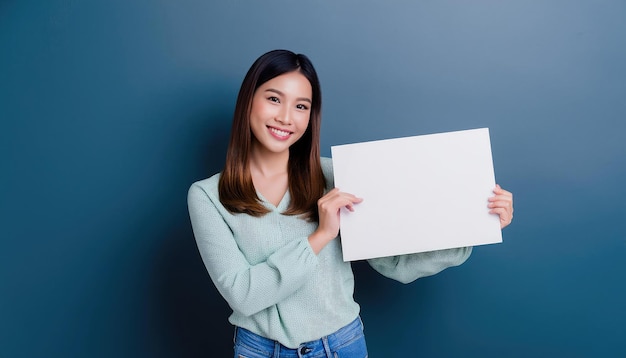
[295,113,311,128]
[249,103,265,120]
[250,98,275,119]
[292,118,311,142]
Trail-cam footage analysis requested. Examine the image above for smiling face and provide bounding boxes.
[249,71,313,156]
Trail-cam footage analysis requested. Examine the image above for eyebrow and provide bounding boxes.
[265,88,312,104]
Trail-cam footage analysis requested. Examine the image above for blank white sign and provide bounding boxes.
[331,128,502,261]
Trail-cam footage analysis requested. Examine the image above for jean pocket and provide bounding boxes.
[234,344,270,358]
[332,333,368,358]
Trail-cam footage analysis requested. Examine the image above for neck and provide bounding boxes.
[249,144,289,178]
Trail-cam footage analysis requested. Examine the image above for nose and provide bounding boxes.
[275,106,292,125]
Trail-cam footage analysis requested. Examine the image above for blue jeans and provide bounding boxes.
[233,316,368,358]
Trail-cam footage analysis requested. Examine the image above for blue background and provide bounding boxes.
[1,1,625,357]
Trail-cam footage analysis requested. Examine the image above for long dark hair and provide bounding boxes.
[218,49,325,221]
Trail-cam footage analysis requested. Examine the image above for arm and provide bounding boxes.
[187,183,319,316]
[368,184,514,284]
[367,247,472,284]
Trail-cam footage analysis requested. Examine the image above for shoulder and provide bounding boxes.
[320,156,334,189]
[188,172,221,201]
[320,156,333,173]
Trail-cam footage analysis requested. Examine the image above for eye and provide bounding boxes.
[267,96,280,103]
[296,103,309,110]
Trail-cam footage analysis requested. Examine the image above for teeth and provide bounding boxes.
[270,127,290,137]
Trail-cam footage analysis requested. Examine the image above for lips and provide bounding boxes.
[268,126,293,140]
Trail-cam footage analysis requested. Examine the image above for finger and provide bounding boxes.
[336,196,362,209]
[488,196,512,204]
[320,188,362,201]
[493,185,513,197]
[330,192,363,205]
[489,190,512,197]
[319,195,362,214]
[318,188,341,205]
[489,208,513,227]
[489,192,513,203]
[488,200,513,209]
[489,206,510,215]
[323,188,341,198]
[490,205,513,217]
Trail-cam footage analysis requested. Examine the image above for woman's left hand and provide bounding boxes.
[488,184,514,229]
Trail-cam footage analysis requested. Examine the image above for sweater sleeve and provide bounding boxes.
[366,247,472,284]
[187,183,319,316]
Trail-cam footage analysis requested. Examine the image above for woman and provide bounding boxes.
[187,49,514,357]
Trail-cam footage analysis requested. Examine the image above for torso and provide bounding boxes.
[251,170,288,207]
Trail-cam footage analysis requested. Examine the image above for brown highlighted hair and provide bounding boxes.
[218,49,326,221]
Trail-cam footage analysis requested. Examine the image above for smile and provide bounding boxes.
[268,126,293,139]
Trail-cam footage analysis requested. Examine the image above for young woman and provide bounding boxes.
[187,49,514,357]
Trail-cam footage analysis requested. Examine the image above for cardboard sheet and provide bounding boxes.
[331,128,502,261]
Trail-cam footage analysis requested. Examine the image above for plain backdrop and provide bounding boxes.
[1,1,625,357]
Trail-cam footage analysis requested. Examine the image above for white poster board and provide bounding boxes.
[331,128,502,261]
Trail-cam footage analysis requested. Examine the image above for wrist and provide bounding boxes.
[308,229,334,254]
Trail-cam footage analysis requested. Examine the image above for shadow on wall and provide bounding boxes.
[154,223,234,356]
[152,99,234,356]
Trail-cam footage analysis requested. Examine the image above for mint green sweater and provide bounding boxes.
[187,157,472,348]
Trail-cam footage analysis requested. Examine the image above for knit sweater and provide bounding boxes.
[187,157,472,348]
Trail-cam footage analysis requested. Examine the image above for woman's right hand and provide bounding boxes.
[308,188,363,254]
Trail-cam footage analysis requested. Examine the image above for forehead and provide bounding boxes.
[257,71,312,97]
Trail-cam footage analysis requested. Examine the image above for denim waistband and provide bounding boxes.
[234,316,363,357]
